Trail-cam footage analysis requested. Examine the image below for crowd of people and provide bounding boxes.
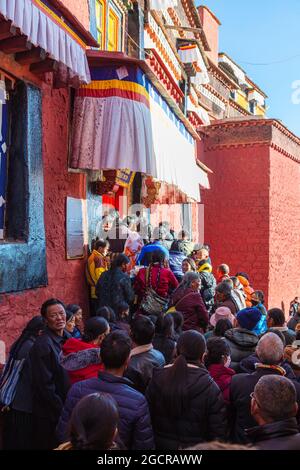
[1,219,300,451]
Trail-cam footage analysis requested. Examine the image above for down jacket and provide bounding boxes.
[224,328,259,372]
[146,364,228,450]
[168,251,186,282]
[56,371,154,450]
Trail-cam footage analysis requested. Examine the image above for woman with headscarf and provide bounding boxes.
[1,316,45,449]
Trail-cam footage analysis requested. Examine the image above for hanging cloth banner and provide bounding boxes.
[71,64,208,201]
[178,45,200,64]
[178,44,209,85]
[0,0,92,83]
[149,0,178,10]
[71,64,156,176]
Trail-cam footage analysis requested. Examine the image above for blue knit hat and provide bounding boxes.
[237,307,262,331]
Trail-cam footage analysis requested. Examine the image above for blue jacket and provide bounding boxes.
[168,251,186,281]
[137,242,169,266]
[56,371,154,450]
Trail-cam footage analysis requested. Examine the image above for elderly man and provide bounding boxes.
[229,332,300,443]
[214,281,239,315]
[246,375,300,450]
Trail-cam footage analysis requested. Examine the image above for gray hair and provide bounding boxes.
[216,282,232,297]
[254,375,297,421]
[180,272,201,289]
[256,332,283,365]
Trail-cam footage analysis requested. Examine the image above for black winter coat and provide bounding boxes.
[230,367,300,444]
[146,364,228,450]
[225,328,259,372]
[29,329,70,423]
[96,268,135,312]
[246,418,300,450]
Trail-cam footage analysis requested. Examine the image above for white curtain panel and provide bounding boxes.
[178,46,199,64]
[0,0,90,83]
[149,0,178,10]
[148,86,203,201]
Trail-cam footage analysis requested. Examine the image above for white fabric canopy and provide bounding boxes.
[149,85,203,201]
[149,0,178,10]
[178,45,199,64]
[179,45,207,73]
[0,0,90,83]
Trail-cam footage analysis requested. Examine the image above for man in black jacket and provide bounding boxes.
[230,332,300,444]
[29,298,70,449]
[246,375,300,449]
[96,254,134,313]
[126,315,165,394]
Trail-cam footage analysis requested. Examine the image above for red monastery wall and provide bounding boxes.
[202,118,300,311]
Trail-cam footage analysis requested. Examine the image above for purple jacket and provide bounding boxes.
[56,371,154,450]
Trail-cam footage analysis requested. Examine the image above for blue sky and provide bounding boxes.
[196,0,300,136]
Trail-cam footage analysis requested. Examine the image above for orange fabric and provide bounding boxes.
[237,275,254,307]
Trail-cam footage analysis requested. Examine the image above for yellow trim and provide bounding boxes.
[255,105,266,116]
[81,79,150,100]
[236,89,249,111]
[108,7,119,51]
[34,0,86,49]
[96,0,106,49]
